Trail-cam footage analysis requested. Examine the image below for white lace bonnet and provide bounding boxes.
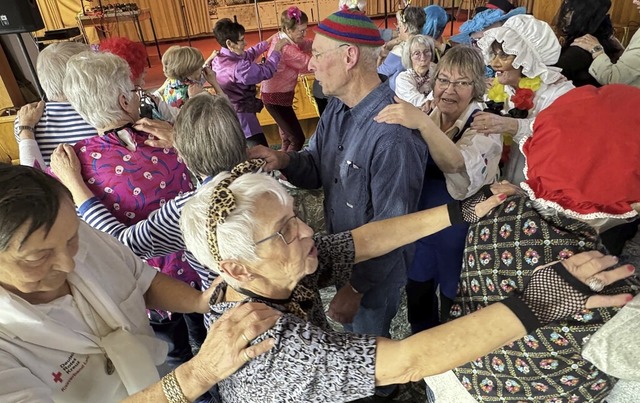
[477,14,563,84]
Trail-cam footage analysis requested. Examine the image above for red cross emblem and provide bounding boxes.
[52,372,63,383]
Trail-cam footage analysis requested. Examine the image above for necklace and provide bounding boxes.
[487,76,542,118]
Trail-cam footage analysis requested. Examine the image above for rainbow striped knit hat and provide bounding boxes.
[315,8,384,47]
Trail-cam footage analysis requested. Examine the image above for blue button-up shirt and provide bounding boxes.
[284,81,428,293]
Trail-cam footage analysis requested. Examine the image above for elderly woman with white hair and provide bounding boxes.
[15,42,97,168]
[394,34,437,111]
[177,162,633,403]
[46,51,204,366]
[468,15,575,185]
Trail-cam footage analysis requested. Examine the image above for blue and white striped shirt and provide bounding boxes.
[15,101,97,167]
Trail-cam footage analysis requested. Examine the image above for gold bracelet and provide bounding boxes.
[161,371,190,403]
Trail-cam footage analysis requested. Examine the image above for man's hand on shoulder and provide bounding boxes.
[247,145,291,171]
[327,284,363,324]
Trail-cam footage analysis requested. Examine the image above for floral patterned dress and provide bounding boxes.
[447,195,640,402]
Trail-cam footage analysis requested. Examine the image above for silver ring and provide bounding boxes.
[484,125,487,130]
[586,276,606,292]
[242,350,252,362]
[241,333,251,344]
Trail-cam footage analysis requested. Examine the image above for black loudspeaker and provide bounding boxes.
[0,0,45,34]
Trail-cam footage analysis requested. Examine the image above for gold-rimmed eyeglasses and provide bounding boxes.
[254,215,300,246]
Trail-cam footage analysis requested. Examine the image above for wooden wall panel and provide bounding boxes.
[37,0,212,43]
[533,0,639,29]
[0,46,25,111]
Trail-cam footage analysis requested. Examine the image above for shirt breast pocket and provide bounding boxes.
[339,160,366,208]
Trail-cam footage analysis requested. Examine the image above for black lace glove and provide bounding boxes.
[501,261,594,333]
[447,185,494,224]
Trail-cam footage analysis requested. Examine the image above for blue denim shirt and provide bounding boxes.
[284,82,428,293]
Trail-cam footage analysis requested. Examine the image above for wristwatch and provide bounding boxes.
[17,125,34,133]
[590,45,604,54]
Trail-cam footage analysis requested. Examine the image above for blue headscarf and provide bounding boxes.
[449,7,526,44]
[422,5,448,38]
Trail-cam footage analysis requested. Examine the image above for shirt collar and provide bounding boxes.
[431,101,482,138]
[220,47,242,58]
[340,79,391,127]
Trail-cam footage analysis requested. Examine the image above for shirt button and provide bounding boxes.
[334,178,338,183]
[338,145,344,151]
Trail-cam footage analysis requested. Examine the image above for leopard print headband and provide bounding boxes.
[205,159,265,262]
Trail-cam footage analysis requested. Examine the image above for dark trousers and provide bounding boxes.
[406,278,454,334]
[600,219,640,256]
[150,312,207,366]
[264,103,305,152]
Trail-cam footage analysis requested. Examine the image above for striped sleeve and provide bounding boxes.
[78,191,195,260]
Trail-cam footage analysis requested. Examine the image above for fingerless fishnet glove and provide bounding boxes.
[502,262,593,333]
[447,185,494,224]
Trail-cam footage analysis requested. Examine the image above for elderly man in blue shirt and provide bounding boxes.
[249,7,428,398]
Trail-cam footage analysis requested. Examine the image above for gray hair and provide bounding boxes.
[402,34,435,69]
[173,94,247,178]
[357,44,382,69]
[36,42,89,101]
[432,45,486,101]
[63,51,134,129]
[180,172,291,287]
[0,165,72,251]
[398,6,427,35]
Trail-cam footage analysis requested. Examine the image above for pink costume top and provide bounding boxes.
[260,35,312,106]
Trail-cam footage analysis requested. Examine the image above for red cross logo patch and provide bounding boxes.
[52,372,63,383]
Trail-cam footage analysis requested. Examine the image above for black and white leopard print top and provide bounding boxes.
[208,231,378,403]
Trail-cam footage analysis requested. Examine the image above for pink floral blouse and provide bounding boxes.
[73,125,200,289]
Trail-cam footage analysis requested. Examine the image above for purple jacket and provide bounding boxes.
[212,42,281,137]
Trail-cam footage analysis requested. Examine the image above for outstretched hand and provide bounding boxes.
[50,144,83,187]
[470,111,518,135]
[189,302,282,387]
[246,145,290,172]
[571,34,603,55]
[473,181,522,218]
[560,251,635,309]
[374,97,431,131]
[134,118,175,149]
[17,100,45,138]
[327,284,362,324]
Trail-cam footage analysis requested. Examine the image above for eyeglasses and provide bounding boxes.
[490,50,515,61]
[435,77,473,89]
[411,50,432,59]
[311,43,349,61]
[254,215,299,246]
[130,85,144,97]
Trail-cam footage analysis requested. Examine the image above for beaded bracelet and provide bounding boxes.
[161,371,190,403]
